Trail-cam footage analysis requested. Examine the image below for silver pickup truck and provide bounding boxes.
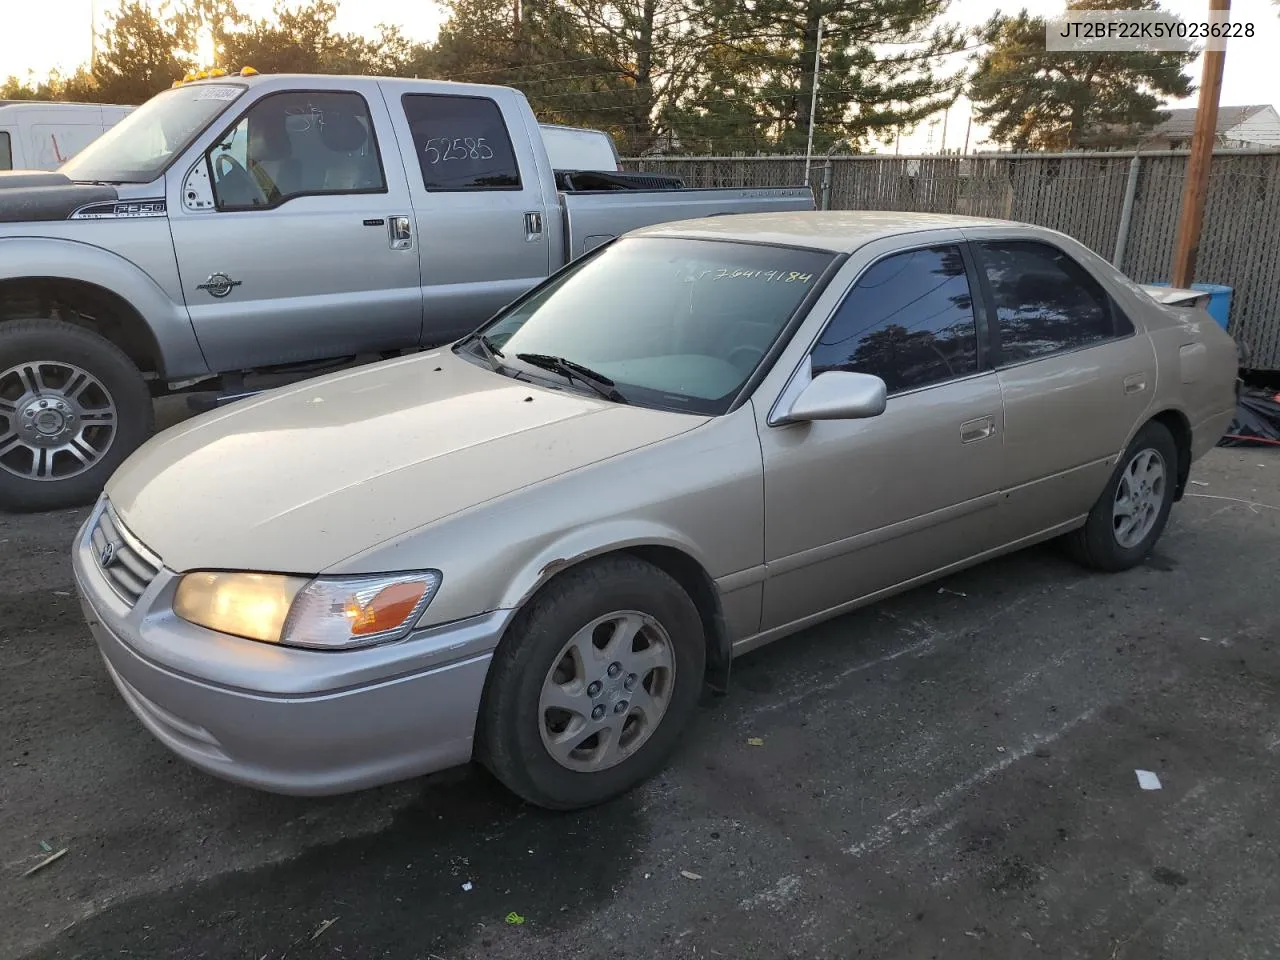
[0,70,813,511]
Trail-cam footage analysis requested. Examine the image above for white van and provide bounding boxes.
[0,101,134,171]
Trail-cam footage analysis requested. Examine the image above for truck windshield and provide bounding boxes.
[470,236,836,415]
[60,83,246,184]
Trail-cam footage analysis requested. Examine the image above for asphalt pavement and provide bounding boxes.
[2,426,1278,960]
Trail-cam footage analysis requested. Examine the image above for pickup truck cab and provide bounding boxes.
[0,71,813,512]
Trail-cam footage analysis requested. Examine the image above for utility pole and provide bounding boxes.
[940,106,950,155]
[802,17,824,185]
[1170,0,1230,287]
[89,0,97,71]
[962,114,972,155]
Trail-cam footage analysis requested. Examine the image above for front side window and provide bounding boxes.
[0,131,11,170]
[978,240,1119,365]
[811,245,980,394]
[60,83,245,183]
[472,237,835,415]
[208,90,385,210]
[401,94,521,191]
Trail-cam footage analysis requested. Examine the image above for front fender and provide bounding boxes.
[497,519,717,612]
[0,236,208,378]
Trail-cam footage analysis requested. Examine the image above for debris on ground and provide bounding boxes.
[310,918,338,940]
[938,587,968,598]
[504,912,526,926]
[461,882,473,892]
[21,847,68,878]
[1217,387,1280,448]
[746,737,765,746]
[680,870,704,881]
[1135,770,1163,791]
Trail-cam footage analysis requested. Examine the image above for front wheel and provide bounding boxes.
[477,556,706,810]
[0,319,154,512]
[1064,420,1179,571]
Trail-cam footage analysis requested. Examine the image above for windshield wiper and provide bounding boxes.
[515,353,628,403]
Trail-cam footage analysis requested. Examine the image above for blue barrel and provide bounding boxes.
[1148,281,1232,330]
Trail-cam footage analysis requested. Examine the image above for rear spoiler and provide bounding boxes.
[1138,283,1212,311]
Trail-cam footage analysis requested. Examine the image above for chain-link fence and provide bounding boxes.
[623,150,1280,370]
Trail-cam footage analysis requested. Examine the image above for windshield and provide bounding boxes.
[60,83,246,183]
[470,236,836,415]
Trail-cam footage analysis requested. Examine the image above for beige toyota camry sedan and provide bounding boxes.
[73,211,1239,810]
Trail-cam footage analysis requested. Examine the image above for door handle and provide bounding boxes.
[389,215,412,250]
[1123,373,1148,395]
[960,415,996,444]
[524,210,544,241]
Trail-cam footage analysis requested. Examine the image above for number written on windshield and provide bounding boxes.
[423,137,495,164]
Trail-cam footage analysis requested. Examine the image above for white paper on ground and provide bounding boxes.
[1135,769,1162,790]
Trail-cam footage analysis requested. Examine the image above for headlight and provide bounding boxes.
[173,570,442,649]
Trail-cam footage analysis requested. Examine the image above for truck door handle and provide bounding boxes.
[960,416,996,443]
[525,211,544,241]
[389,215,412,250]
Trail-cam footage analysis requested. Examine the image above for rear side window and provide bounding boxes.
[977,240,1122,365]
[811,245,981,395]
[0,131,11,170]
[401,94,521,191]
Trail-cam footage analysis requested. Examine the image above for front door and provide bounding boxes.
[758,241,1006,632]
[169,82,422,371]
[386,87,552,345]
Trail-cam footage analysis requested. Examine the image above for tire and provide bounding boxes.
[0,319,154,513]
[477,555,706,810]
[1064,420,1179,572]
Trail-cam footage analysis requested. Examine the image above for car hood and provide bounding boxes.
[107,350,707,574]
[0,171,118,223]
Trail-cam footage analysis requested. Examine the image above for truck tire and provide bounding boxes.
[0,319,154,513]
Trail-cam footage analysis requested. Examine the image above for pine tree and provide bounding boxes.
[968,0,1195,151]
[671,0,967,154]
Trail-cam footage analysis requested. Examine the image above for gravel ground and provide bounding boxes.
[2,421,1278,960]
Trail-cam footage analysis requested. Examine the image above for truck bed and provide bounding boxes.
[560,186,815,259]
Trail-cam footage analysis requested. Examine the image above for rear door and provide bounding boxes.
[168,79,423,371]
[965,233,1157,541]
[382,84,553,345]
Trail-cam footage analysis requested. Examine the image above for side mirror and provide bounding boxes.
[777,370,887,423]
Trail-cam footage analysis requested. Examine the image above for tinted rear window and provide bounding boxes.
[401,93,521,191]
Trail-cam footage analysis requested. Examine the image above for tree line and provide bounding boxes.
[2,0,1197,156]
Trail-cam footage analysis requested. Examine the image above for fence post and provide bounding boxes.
[1112,152,1142,269]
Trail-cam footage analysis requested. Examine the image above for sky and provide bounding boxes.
[2,0,1279,154]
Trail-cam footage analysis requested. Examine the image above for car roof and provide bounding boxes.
[629,210,1034,253]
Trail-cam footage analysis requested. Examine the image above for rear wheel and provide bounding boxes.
[477,556,706,810]
[1064,420,1179,571]
[0,319,154,512]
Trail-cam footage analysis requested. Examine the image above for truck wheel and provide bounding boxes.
[477,556,706,810]
[0,319,154,513]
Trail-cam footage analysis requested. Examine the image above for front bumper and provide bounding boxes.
[72,499,510,796]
